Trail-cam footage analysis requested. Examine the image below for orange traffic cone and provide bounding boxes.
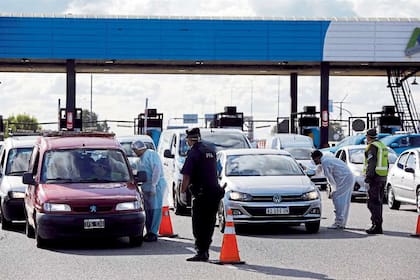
[410,214,420,237]
[159,206,178,238]
[214,208,245,264]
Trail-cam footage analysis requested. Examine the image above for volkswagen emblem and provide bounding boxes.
[273,194,282,204]
[89,205,97,213]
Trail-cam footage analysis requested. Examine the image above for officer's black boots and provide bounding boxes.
[366,224,383,234]
[186,251,209,262]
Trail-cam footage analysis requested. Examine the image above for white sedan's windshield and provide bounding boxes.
[225,154,304,176]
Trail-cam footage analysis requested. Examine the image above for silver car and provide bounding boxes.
[216,149,321,233]
[334,145,397,201]
[386,147,420,213]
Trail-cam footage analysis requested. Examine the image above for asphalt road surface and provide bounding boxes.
[1,192,419,280]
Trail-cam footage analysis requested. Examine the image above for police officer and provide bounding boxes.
[363,128,389,234]
[180,127,224,262]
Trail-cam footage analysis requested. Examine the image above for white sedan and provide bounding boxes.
[216,149,321,234]
[334,145,397,200]
[386,147,420,213]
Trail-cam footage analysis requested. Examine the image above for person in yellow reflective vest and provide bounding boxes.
[363,128,389,234]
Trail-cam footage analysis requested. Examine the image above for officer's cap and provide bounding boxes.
[311,150,323,160]
[131,140,147,151]
[366,128,378,139]
[185,127,201,140]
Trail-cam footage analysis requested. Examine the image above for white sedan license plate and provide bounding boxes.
[266,207,289,215]
[84,219,105,229]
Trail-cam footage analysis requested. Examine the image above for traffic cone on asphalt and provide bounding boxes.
[409,214,420,237]
[158,206,178,238]
[214,208,245,265]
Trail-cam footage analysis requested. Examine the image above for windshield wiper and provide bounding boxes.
[78,178,115,183]
[6,171,25,176]
[45,177,74,183]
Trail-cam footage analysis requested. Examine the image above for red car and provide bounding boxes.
[22,131,145,248]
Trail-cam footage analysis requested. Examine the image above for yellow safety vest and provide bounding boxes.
[363,141,389,176]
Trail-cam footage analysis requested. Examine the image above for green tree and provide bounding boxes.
[82,109,110,132]
[7,114,41,136]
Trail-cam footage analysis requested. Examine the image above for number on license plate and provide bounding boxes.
[84,219,105,229]
[266,207,289,215]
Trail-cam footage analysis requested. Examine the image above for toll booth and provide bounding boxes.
[276,117,290,133]
[298,106,320,148]
[59,108,83,131]
[0,115,4,140]
[378,106,402,134]
[212,106,244,130]
[367,105,402,134]
[137,108,163,147]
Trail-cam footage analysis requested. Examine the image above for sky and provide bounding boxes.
[1,0,420,139]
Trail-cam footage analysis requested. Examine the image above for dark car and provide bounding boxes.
[22,131,145,248]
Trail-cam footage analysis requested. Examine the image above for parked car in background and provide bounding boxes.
[334,145,398,200]
[22,131,146,248]
[216,149,321,233]
[320,132,390,154]
[158,128,252,214]
[117,134,156,167]
[380,133,420,155]
[386,147,420,213]
[263,133,328,190]
[0,136,36,229]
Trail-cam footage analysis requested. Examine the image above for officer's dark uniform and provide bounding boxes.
[181,128,223,260]
[364,129,388,234]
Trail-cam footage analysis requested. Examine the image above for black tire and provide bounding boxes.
[25,219,35,238]
[129,235,144,247]
[217,202,226,233]
[305,221,320,233]
[34,215,47,248]
[387,185,400,210]
[326,185,332,199]
[0,205,13,230]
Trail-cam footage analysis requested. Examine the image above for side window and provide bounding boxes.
[397,153,409,169]
[335,150,341,159]
[0,149,5,173]
[406,153,416,170]
[170,134,177,155]
[409,136,420,146]
[340,151,347,162]
[399,137,409,147]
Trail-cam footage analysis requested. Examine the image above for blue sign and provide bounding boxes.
[183,114,198,124]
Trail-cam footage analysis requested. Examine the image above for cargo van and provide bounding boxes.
[157,128,252,214]
[263,133,328,189]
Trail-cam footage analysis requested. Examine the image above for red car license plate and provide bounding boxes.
[84,219,105,229]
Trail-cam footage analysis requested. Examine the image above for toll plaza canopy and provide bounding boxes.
[0,15,420,146]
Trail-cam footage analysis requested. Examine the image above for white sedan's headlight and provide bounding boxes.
[302,190,319,200]
[229,191,253,201]
[43,202,71,212]
[116,200,141,211]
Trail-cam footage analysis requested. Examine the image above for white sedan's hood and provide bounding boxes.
[225,176,314,194]
[1,175,26,192]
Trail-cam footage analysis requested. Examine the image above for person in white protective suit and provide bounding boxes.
[311,150,355,229]
[132,140,167,242]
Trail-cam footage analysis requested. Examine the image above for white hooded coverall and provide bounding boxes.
[320,156,355,227]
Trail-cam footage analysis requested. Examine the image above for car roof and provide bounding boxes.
[3,136,37,148]
[117,134,154,142]
[218,148,291,156]
[38,131,120,150]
